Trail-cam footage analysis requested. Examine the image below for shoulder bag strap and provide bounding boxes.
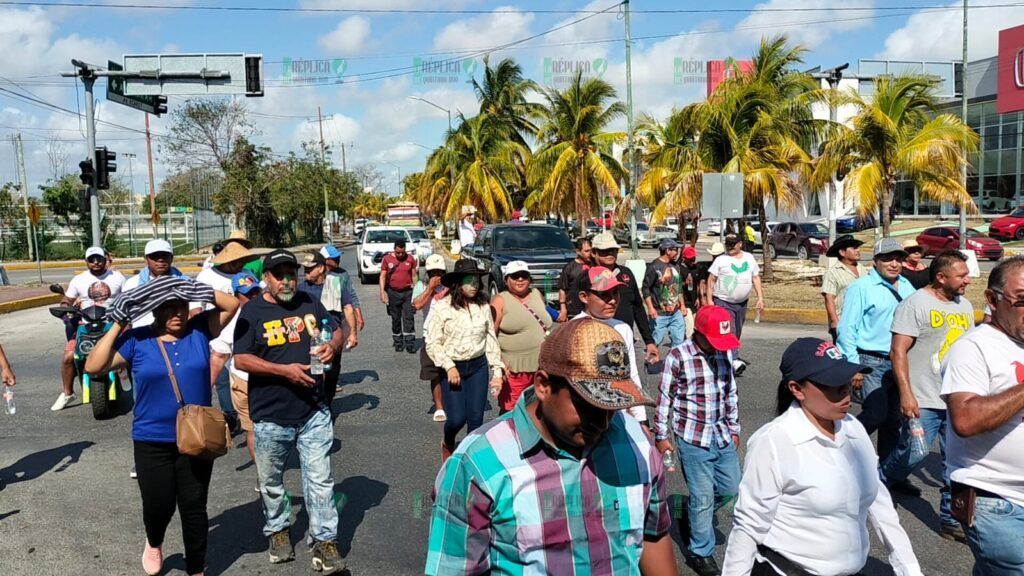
[513,289,550,333]
[156,339,185,408]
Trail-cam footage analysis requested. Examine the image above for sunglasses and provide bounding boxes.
[876,253,905,263]
[86,256,105,264]
[991,288,1024,307]
[268,269,296,281]
[146,252,172,261]
[588,288,620,302]
[507,272,531,281]
[594,248,619,256]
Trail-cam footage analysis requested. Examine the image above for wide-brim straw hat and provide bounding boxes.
[224,230,253,249]
[212,241,257,266]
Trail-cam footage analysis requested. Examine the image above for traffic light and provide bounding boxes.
[78,158,94,186]
[154,95,168,116]
[95,147,116,190]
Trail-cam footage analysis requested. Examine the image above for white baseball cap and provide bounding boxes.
[503,260,530,277]
[145,239,173,256]
[424,254,445,272]
[84,246,106,260]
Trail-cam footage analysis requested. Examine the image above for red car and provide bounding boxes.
[988,206,1024,241]
[916,227,1004,261]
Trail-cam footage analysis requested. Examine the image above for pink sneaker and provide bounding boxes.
[142,541,162,575]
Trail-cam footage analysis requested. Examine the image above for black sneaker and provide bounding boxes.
[311,540,345,574]
[686,554,721,576]
[393,342,403,352]
[267,530,294,564]
[406,343,417,354]
[887,478,922,498]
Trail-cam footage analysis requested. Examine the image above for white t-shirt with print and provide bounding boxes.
[65,269,126,308]
[941,323,1024,506]
[709,252,760,303]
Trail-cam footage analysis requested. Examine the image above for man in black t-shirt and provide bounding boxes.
[233,249,345,574]
[557,236,593,321]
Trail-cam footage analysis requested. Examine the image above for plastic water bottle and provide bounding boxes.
[754,308,761,324]
[3,385,14,415]
[908,418,928,458]
[310,329,325,375]
[662,451,676,473]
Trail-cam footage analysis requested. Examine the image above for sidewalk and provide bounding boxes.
[0,285,61,314]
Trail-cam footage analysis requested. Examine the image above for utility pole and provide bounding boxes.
[318,106,330,234]
[61,61,102,246]
[145,113,157,238]
[340,142,347,172]
[124,152,137,256]
[13,134,32,260]
[959,0,969,250]
[623,0,639,259]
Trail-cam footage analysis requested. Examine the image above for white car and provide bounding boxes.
[407,226,434,264]
[356,226,414,284]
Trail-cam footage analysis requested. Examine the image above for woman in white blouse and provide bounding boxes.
[424,259,503,464]
[722,337,923,576]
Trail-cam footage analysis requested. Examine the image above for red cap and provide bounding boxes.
[693,306,741,351]
[512,210,521,218]
[682,246,697,259]
[586,266,626,292]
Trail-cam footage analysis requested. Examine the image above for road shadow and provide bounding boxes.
[206,498,266,575]
[335,475,389,558]
[0,441,94,489]
[333,392,380,416]
[340,370,379,386]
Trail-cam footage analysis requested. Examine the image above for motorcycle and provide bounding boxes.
[48,284,123,420]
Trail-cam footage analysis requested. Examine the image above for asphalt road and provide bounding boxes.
[0,251,977,575]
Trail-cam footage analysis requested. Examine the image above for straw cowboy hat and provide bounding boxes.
[224,230,253,249]
[212,241,257,266]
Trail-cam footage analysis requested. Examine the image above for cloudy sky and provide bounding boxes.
[1,0,1022,199]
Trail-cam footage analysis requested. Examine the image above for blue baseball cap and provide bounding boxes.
[780,338,871,386]
[320,244,342,260]
[659,238,682,251]
[231,271,260,295]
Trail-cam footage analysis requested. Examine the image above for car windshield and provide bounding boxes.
[635,223,649,231]
[408,229,428,241]
[654,226,673,233]
[494,227,574,251]
[965,229,986,238]
[799,223,828,235]
[1011,208,1024,218]
[365,230,408,243]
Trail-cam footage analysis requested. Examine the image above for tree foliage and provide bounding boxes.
[161,98,256,171]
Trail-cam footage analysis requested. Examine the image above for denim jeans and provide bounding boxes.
[214,366,236,418]
[652,310,686,348]
[677,439,741,558]
[441,355,489,448]
[966,496,1024,575]
[854,354,901,461]
[253,408,337,543]
[880,408,954,526]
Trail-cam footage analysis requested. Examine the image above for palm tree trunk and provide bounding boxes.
[881,178,894,237]
[758,203,773,282]
[576,163,585,237]
[677,209,687,242]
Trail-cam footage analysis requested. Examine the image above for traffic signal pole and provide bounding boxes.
[80,65,102,247]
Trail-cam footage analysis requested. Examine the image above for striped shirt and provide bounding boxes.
[425,387,671,576]
[653,340,740,449]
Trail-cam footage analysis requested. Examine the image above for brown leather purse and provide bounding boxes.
[157,340,230,460]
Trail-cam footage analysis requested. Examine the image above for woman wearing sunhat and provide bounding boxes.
[490,260,552,413]
[424,259,503,462]
[721,337,922,576]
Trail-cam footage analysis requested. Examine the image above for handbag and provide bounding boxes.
[157,339,230,460]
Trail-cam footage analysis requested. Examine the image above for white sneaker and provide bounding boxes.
[432,409,447,422]
[50,392,76,411]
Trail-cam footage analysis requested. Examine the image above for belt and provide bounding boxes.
[974,486,1004,500]
[387,286,412,292]
[856,348,889,359]
[756,545,812,576]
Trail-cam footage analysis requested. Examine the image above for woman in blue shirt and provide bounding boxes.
[88,287,237,576]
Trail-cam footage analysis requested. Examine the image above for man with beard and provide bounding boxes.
[232,249,344,574]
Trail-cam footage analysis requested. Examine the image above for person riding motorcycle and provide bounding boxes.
[52,247,125,412]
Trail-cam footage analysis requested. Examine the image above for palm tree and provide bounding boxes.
[526,71,627,235]
[813,74,979,236]
[636,108,703,243]
[351,192,388,221]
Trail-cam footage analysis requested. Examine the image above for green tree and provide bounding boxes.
[813,74,979,236]
[161,98,255,171]
[636,109,703,243]
[526,71,626,235]
[216,137,284,247]
[441,114,524,222]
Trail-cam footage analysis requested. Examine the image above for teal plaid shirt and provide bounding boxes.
[425,387,671,575]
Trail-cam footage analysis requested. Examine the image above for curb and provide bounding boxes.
[749,307,986,325]
[0,294,61,315]
[4,257,206,271]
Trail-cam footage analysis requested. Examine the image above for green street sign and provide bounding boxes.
[170,206,193,213]
[107,61,163,116]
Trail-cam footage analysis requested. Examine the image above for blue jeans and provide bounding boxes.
[966,496,1024,575]
[854,354,901,461]
[677,439,741,558]
[441,355,489,448]
[214,366,235,417]
[652,311,686,348]
[253,408,337,543]
[880,408,954,526]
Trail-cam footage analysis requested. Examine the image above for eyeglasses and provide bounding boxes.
[991,288,1024,307]
[588,288,620,302]
[507,272,531,281]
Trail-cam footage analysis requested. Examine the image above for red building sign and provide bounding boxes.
[706,59,754,97]
[998,24,1024,114]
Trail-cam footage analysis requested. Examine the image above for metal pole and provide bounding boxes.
[958,0,969,250]
[145,113,157,238]
[623,0,638,259]
[33,223,41,283]
[82,74,101,247]
[14,134,32,260]
[125,152,136,257]
[827,77,839,246]
[318,106,329,236]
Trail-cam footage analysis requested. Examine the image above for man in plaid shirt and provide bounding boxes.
[653,305,741,576]
[425,318,677,576]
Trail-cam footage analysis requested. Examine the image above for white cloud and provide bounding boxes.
[433,7,533,52]
[734,0,874,49]
[878,2,1024,61]
[318,16,371,55]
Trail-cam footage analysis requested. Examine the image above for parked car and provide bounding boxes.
[611,222,672,248]
[407,226,433,264]
[988,206,1024,241]
[767,222,830,260]
[979,190,1015,214]
[354,218,369,237]
[916,227,1004,261]
[464,223,576,304]
[750,221,779,250]
[356,226,413,284]
[836,213,875,233]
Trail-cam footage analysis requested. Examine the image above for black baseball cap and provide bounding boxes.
[263,249,298,271]
[779,337,871,386]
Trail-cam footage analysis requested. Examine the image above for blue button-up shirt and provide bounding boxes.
[836,268,916,363]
